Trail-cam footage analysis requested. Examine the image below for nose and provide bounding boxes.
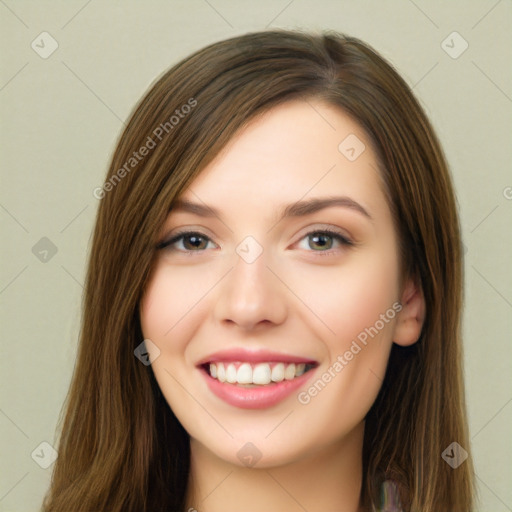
[213,250,288,332]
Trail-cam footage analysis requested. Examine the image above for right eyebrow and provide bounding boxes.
[170,199,220,218]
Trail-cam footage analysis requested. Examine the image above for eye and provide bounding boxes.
[157,228,353,254]
[156,231,216,252]
[297,229,353,252]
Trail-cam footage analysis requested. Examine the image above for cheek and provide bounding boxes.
[283,250,400,349]
[285,245,400,430]
[139,263,216,357]
[291,279,398,437]
[139,264,215,418]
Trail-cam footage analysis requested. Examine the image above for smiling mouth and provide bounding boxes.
[202,361,317,387]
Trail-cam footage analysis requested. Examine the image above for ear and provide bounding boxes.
[393,276,426,346]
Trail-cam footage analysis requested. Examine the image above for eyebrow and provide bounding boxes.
[171,196,372,222]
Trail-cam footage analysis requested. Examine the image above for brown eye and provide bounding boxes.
[182,234,209,250]
[157,231,215,252]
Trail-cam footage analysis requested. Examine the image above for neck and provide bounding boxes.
[185,423,365,512]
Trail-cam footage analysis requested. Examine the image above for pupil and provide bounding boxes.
[310,234,332,250]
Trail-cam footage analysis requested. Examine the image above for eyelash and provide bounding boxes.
[156,229,354,255]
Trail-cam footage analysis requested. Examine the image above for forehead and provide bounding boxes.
[177,99,388,220]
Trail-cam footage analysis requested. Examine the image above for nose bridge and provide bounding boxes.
[214,244,287,329]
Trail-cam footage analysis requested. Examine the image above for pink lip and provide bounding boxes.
[200,367,317,409]
[196,348,318,409]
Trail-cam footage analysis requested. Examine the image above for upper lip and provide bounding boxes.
[196,348,318,367]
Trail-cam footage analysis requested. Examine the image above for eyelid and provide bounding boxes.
[291,223,354,245]
[156,229,218,251]
[157,224,217,246]
[291,228,354,256]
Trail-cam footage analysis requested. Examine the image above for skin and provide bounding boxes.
[139,99,425,512]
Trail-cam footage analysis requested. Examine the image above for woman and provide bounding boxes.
[42,30,474,511]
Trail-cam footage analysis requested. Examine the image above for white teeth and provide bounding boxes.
[207,361,310,385]
[217,363,226,383]
[284,363,296,380]
[237,363,253,384]
[226,363,237,383]
[271,363,285,382]
[252,363,272,385]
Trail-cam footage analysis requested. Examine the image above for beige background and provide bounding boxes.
[1,1,511,511]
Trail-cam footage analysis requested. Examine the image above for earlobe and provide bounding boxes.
[393,277,426,347]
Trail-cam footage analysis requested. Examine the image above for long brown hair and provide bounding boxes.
[42,29,474,511]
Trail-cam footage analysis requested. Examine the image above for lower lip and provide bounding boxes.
[200,366,317,409]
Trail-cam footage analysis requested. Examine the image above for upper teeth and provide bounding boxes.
[209,362,307,385]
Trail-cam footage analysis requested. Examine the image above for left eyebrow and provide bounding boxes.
[279,196,373,222]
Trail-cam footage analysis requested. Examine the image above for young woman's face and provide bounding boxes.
[140,99,407,468]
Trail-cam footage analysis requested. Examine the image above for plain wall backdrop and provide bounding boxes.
[1,1,511,511]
